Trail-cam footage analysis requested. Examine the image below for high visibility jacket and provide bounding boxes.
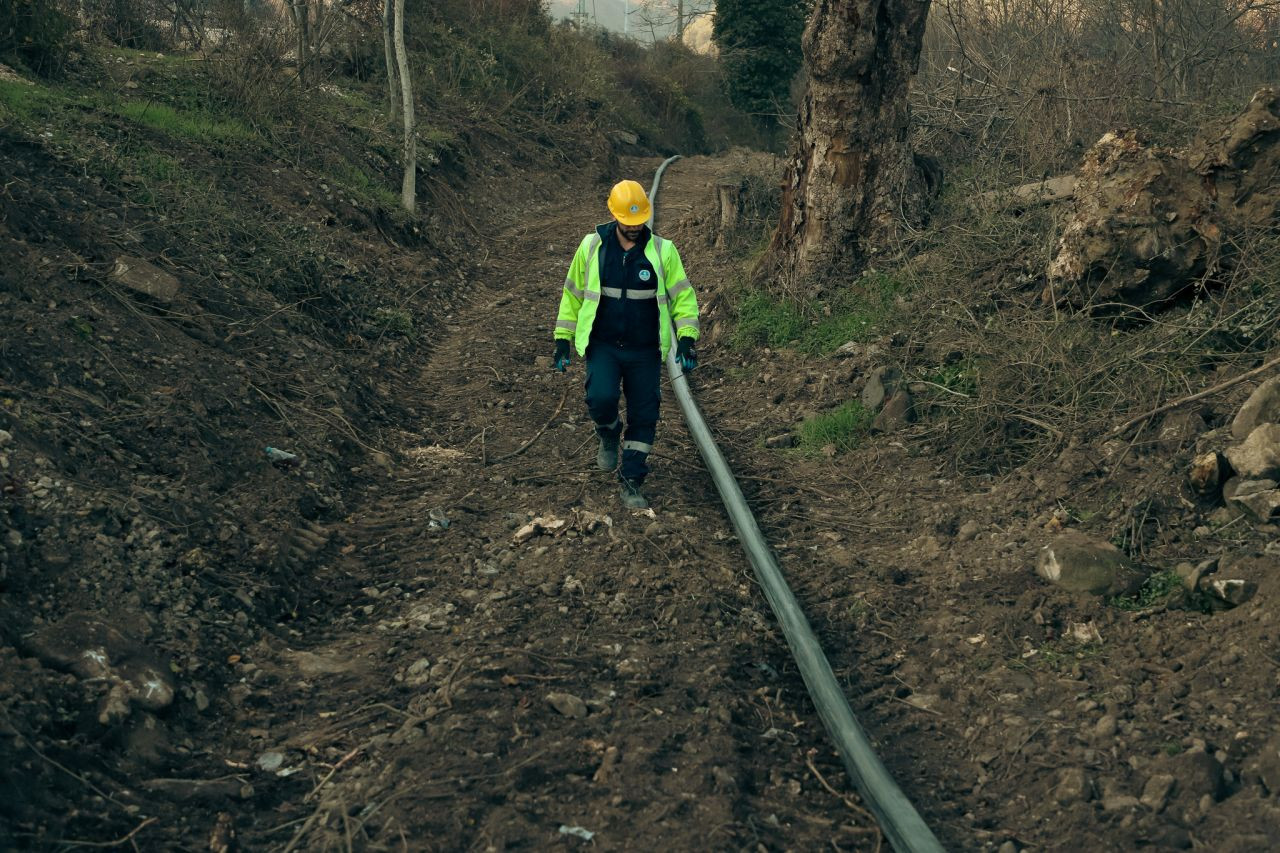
[554,226,699,359]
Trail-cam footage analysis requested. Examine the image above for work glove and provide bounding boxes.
[676,337,697,372]
[553,339,571,372]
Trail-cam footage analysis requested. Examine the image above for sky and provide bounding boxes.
[547,0,714,45]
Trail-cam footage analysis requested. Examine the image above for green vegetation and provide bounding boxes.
[797,400,874,453]
[0,77,60,120]
[336,166,401,210]
[1110,571,1183,611]
[113,100,254,143]
[732,271,906,354]
[712,0,806,135]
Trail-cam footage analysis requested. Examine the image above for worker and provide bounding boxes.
[552,179,700,509]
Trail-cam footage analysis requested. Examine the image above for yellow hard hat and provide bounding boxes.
[607,180,651,226]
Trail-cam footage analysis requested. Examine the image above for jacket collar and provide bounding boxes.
[596,221,650,251]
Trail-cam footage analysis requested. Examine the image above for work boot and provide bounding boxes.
[619,478,648,510]
[596,433,619,471]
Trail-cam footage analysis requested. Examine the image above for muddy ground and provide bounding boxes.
[3,133,1280,852]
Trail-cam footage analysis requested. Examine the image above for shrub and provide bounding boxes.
[0,0,70,75]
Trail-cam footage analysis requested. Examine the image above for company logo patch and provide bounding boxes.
[638,269,652,282]
[629,204,640,214]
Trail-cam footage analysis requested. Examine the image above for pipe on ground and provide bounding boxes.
[647,156,945,853]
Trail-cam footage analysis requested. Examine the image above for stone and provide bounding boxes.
[1254,735,1280,794]
[956,520,981,542]
[1035,531,1147,596]
[1203,576,1257,606]
[1174,559,1217,591]
[1094,714,1119,739]
[256,751,285,772]
[1146,826,1192,849]
[870,389,913,433]
[545,691,588,719]
[1141,773,1176,810]
[1102,791,1140,811]
[1189,451,1229,497]
[861,366,901,410]
[0,429,11,446]
[835,340,883,361]
[1054,767,1092,804]
[109,256,181,303]
[1231,375,1280,440]
[1156,750,1225,803]
[764,434,796,449]
[533,355,553,370]
[1225,424,1280,480]
[194,690,210,712]
[1223,477,1280,520]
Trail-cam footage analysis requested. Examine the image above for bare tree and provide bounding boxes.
[632,0,713,43]
[767,0,936,288]
[383,0,399,119]
[392,0,415,212]
[291,0,311,83]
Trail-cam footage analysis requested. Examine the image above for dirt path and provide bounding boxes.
[167,156,1280,853]
[218,163,885,851]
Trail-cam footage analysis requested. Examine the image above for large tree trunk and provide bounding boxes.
[393,0,415,213]
[768,0,935,289]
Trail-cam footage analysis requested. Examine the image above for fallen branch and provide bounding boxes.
[975,174,1077,209]
[490,388,569,463]
[1110,352,1280,436]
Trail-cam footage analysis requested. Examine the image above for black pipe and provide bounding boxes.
[648,156,944,853]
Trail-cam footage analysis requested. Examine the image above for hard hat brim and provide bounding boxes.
[613,209,650,226]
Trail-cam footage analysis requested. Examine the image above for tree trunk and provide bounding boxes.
[676,0,684,40]
[292,1,310,85]
[767,0,935,289]
[383,0,399,120]
[393,0,415,213]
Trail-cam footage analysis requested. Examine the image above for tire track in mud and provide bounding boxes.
[231,166,884,850]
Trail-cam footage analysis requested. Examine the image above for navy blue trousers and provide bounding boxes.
[584,342,660,483]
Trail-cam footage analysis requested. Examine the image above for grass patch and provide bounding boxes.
[114,99,253,143]
[0,77,61,121]
[337,165,400,210]
[797,400,874,453]
[731,271,905,354]
[1110,571,1183,611]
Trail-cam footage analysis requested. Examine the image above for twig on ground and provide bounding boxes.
[441,654,471,709]
[490,388,568,463]
[305,746,362,803]
[1111,352,1280,436]
[803,748,881,830]
[510,468,593,484]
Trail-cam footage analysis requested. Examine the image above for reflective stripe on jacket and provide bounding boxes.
[553,228,699,359]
